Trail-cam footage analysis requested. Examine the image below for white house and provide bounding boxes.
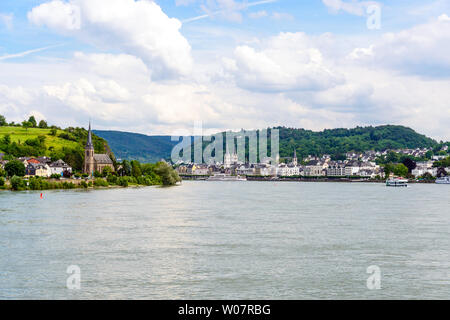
[49,160,72,176]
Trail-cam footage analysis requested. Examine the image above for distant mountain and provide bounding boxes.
[93,130,180,163]
[94,125,440,163]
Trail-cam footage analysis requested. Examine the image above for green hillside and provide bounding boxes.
[95,125,442,162]
[93,130,180,163]
[277,125,439,159]
[0,126,111,171]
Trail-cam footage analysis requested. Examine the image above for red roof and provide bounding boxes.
[28,159,40,164]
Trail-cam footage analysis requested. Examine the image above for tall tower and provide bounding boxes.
[83,121,95,175]
[293,148,298,166]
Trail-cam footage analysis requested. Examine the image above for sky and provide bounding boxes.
[0,0,449,140]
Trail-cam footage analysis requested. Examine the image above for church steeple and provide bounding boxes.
[86,121,93,148]
[84,121,95,175]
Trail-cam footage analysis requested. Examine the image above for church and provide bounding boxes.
[83,122,115,175]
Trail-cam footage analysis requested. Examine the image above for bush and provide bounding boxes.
[0,177,4,187]
[93,179,109,187]
[106,174,118,184]
[93,170,102,178]
[102,166,113,177]
[50,173,61,179]
[62,182,76,189]
[80,181,88,188]
[118,177,129,187]
[10,175,24,191]
[29,177,42,190]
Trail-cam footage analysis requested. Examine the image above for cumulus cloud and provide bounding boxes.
[28,0,192,79]
[222,32,344,92]
[349,15,450,76]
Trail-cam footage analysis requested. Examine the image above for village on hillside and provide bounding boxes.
[176,146,450,180]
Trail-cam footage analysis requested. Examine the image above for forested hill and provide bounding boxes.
[93,130,180,163]
[277,125,438,159]
[95,125,440,162]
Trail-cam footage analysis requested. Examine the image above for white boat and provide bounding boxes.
[436,176,450,184]
[386,178,408,187]
[207,173,247,181]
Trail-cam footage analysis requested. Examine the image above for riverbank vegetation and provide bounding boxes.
[0,160,181,191]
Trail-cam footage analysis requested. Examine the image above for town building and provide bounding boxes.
[49,159,72,176]
[83,122,114,175]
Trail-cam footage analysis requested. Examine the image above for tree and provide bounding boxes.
[121,160,132,176]
[393,163,408,177]
[22,121,31,131]
[38,120,48,128]
[0,167,6,177]
[4,160,26,177]
[384,163,395,177]
[28,116,37,127]
[50,128,57,136]
[402,158,416,173]
[131,160,142,178]
[0,115,6,126]
[154,161,181,186]
[10,175,24,190]
[102,166,113,177]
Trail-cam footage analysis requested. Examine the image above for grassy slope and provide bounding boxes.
[0,126,80,154]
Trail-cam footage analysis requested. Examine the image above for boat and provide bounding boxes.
[207,173,247,181]
[386,178,408,187]
[435,176,450,184]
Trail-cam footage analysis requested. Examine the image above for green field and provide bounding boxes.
[0,126,80,154]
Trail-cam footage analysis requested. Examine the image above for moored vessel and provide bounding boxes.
[435,176,450,184]
[207,174,247,181]
[386,178,408,187]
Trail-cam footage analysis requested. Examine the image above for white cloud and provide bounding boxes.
[249,10,268,19]
[222,32,344,92]
[271,12,294,20]
[28,0,192,79]
[0,13,13,30]
[349,15,450,76]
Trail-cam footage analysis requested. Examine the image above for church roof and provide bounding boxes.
[94,154,113,164]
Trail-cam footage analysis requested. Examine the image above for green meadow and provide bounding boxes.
[0,126,80,154]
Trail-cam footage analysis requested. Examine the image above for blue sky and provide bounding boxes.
[0,0,449,140]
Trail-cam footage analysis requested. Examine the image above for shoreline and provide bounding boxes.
[179,175,437,184]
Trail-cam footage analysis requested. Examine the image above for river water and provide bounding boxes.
[0,181,449,299]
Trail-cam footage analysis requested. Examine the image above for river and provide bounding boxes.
[0,181,449,299]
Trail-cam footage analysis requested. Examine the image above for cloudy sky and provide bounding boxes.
[0,0,449,140]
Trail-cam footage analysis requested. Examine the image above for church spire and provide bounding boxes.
[86,121,93,148]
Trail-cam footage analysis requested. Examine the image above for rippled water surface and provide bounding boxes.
[0,181,449,299]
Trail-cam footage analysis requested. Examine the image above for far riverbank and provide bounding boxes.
[179,175,436,183]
